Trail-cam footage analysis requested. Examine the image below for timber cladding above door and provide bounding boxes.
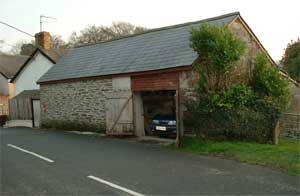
[131,72,179,91]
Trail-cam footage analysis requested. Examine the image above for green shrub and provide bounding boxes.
[281,38,300,82]
[210,84,256,110]
[250,53,290,112]
[0,115,8,127]
[187,24,290,144]
[190,23,245,92]
[184,96,273,143]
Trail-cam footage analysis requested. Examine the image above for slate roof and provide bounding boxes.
[38,12,239,83]
[0,54,29,79]
[43,48,67,63]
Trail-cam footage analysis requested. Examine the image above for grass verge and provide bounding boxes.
[170,137,300,175]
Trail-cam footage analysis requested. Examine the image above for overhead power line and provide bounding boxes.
[0,21,34,37]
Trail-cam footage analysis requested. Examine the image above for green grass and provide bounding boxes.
[170,137,300,175]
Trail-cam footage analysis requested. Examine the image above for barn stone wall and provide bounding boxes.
[179,18,263,103]
[280,81,300,139]
[40,18,299,137]
[286,82,300,114]
[229,18,263,83]
[178,18,265,134]
[40,79,113,130]
[179,18,300,137]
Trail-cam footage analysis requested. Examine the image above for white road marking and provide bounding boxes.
[87,175,145,196]
[7,144,54,163]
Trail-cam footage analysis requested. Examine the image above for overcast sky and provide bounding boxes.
[0,0,299,60]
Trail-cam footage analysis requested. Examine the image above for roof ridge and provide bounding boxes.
[74,11,240,49]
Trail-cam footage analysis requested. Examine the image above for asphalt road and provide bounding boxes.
[1,127,299,195]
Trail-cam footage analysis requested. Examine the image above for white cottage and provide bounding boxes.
[8,32,65,127]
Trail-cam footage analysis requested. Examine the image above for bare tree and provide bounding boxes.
[51,35,67,49]
[110,21,146,37]
[5,21,146,53]
[0,40,6,54]
[68,22,147,47]
[7,40,35,55]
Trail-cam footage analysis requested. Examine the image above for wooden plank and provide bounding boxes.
[175,89,181,147]
[106,94,134,135]
[133,92,145,136]
[131,73,179,91]
[38,66,191,85]
[109,96,132,133]
[8,95,35,120]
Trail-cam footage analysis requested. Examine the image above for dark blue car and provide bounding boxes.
[149,115,176,136]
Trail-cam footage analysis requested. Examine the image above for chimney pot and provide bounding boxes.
[35,32,51,50]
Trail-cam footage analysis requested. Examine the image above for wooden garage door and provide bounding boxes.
[131,73,178,91]
[106,93,134,135]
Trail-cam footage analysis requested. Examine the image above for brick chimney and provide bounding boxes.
[35,31,51,50]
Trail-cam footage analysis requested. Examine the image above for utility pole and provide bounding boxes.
[40,15,57,32]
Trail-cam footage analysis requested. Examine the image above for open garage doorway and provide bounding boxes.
[133,90,177,138]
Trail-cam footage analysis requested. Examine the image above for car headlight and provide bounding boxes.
[168,120,176,125]
[152,120,159,124]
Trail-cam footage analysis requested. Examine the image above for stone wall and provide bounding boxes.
[40,17,299,137]
[229,17,262,83]
[280,81,300,139]
[40,79,113,130]
[286,81,300,114]
[179,18,264,102]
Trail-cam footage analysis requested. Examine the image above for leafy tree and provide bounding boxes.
[190,24,245,92]
[20,43,36,55]
[251,53,290,112]
[7,40,35,55]
[8,40,27,55]
[281,39,300,82]
[68,21,147,47]
[186,24,289,143]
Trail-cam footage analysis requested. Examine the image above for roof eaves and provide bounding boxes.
[229,16,299,87]
[234,15,277,66]
[37,64,192,84]
[37,47,57,64]
[0,71,8,79]
[279,70,300,88]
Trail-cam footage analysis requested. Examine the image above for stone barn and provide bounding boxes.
[37,12,299,139]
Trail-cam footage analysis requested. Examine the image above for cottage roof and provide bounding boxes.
[11,89,40,100]
[0,54,29,79]
[10,48,66,83]
[38,12,239,83]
